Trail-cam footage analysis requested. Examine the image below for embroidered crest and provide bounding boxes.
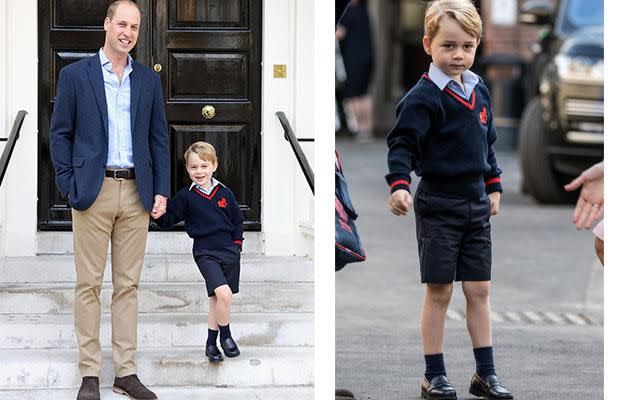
[479,106,488,125]
[218,197,227,208]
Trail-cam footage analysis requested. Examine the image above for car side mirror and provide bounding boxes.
[519,0,554,25]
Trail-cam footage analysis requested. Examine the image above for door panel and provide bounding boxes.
[154,0,261,229]
[38,0,261,230]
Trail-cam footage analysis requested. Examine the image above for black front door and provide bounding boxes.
[37,0,262,230]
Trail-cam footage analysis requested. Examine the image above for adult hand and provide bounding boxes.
[388,189,412,216]
[488,191,501,216]
[335,26,347,40]
[151,194,167,219]
[564,161,604,230]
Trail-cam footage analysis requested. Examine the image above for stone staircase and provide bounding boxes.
[0,250,314,399]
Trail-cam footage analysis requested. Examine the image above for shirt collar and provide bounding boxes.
[428,63,480,91]
[189,177,218,192]
[98,48,134,69]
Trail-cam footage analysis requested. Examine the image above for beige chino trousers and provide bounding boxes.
[72,177,149,377]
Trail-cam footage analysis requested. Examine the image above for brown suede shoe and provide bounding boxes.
[112,374,157,400]
[77,376,100,400]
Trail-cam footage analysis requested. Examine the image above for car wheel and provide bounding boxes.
[518,97,573,203]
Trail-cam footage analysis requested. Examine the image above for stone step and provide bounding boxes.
[36,231,266,255]
[0,313,313,349]
[0,282,313,314]
[0,387,314,400]
[0,254,313,284]
[0,347,313,389]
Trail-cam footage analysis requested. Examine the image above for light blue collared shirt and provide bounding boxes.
[99,48,134,168]
[428,63,480,100]
[189,177,219,195]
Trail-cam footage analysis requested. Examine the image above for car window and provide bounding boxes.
[558,0,603,34]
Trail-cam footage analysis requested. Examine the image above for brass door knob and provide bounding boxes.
[202,105,216,120]
[153,63,162,72]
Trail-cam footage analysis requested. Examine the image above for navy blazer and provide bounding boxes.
[50,54,170,212]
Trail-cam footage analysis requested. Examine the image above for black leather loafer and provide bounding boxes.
[469,372,513,399]
[205,344,224,362]
[220,337,241,358]
[421,375,457,400]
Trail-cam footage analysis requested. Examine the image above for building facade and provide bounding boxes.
[0,0,319,257]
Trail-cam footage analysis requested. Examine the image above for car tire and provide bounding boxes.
[518,97,573,203]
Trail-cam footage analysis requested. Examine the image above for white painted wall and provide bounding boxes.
[0,0,315,257]
[261,0,315,256]
[0,0,38,256]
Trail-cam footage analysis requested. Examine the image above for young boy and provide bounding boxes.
[385,1,513,399]
[155,141,244,362]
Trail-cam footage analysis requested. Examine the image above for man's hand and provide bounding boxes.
[564,161,604,230]
[151,195,167,219]
[388,189,412,216]
[488,192,501,216]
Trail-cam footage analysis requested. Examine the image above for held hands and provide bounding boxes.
[488,191,501,216]
[388,189,412,216]
[564,161,604,230]
[151,195,167,219]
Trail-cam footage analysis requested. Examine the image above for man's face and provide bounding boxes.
[104,2,141,57]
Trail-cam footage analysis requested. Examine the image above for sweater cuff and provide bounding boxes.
[484,176,503,194]
[386,175,411,194]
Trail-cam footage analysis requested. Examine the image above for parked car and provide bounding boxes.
[518,0,603,203]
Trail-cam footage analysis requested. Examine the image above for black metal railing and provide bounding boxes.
[0,110,28,188]
[275,111,314,194]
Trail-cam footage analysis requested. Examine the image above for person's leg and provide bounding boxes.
[208,296,218,330]
[422,283,454,355]
[462,281,492,349]
[355,95,373,138]
[110,179,149,378]
[215,284,240,357]
[215,284,233,336]
[595,237,604,266]
[72,179,117,378]
[422,282,453,381]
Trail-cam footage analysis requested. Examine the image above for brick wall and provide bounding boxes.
[481,0,542,61]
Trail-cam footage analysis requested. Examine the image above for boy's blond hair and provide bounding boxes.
[184,141,217,164]
[424,0,482,41]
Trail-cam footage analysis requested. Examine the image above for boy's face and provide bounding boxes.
[186,152,218,189]
[423,17,478,84]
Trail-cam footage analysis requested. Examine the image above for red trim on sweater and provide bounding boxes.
[422,73,476,110]
[444,88,476,110]
[389,179,410,188]
[485,177,501,186]
[193,185,220,200]
[233,240,242,245]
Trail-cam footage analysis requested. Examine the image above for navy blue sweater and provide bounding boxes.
[386,74,503,198]
[156,183,244,251]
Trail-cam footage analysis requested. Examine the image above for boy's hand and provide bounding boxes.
[488,192,501,215]
[388,189,412,216]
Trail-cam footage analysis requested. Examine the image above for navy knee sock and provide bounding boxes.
[218,324,232,341]
[473,346,496,379]
[206,329,218,347]
[424,353,447,380]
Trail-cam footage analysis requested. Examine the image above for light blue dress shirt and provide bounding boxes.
[99,48,134,168]
[428,63,480,100]
[189,177,219,195]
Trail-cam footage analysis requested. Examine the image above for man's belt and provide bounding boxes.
[105,168,135,180]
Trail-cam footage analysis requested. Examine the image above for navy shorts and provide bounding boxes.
[193,246,241,297]
[413,188,492,283]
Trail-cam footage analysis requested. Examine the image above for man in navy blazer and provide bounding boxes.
[49,2,168,399]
